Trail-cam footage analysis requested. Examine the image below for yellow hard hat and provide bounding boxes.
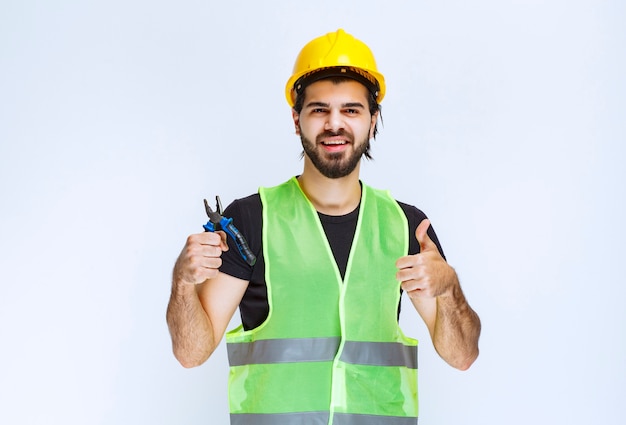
[285,29,386,107]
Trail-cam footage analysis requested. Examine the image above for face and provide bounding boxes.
[293,79,377,179]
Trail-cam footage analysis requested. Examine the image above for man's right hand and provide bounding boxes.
[173,231,229,286]
[167,230,246,367]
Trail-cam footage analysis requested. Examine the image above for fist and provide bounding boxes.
[396,219,456,299]
[173,231,229,286]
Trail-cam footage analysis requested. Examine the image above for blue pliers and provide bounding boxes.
[203,196,256,266]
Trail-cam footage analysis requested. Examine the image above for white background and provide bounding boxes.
[1,1,624,424]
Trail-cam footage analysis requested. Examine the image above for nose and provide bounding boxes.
[324,109,344,132]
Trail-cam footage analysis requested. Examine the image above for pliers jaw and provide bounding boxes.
[203,196,224,229]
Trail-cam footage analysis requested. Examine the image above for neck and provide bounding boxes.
[297,160,362,215]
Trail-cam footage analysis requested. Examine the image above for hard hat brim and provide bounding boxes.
[286,66,386,108]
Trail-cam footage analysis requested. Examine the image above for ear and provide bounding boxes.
[369,111,379,139]
[292,109,301,135]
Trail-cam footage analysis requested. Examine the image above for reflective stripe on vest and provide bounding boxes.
[228,337,417,369]
[226,178,417,422]
[231,412,418,425]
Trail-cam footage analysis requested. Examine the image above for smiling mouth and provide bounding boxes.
[321,140,348,146]
[317,130,352,147]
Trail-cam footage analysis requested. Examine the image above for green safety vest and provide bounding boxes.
[226,177,418,425]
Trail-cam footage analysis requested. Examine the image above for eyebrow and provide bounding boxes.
[304,101,366,109]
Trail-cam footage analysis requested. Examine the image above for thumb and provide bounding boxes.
[216,230,230,251]
[415,219,436,252]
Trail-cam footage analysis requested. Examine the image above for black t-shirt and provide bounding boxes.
[220,191,446,330]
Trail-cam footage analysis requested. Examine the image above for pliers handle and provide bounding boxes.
[203,196,256,266]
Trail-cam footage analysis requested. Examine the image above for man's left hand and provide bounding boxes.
[396,219,457,299]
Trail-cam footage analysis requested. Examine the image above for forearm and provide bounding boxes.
[433,279,481,370]
[166,281,216,368]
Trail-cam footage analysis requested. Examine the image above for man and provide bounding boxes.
[167,28,481,424]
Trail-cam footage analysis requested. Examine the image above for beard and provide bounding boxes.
[300,130,370,179]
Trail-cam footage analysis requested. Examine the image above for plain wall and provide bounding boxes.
[1,0,624,424]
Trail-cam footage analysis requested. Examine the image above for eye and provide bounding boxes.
[344,108,359,115]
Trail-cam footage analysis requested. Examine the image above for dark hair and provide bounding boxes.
[292,76,382,159]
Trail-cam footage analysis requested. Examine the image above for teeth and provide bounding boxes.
[323,141,346,145]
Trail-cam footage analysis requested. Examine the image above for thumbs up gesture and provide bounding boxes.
[396,219,481,370]
[396,219,456,299]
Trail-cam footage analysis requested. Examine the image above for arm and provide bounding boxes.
[396,219,481,370]
[166,232,249,368]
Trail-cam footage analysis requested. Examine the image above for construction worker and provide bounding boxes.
[167,28,481,424]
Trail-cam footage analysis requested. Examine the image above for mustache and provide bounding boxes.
[315,129,353,143]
